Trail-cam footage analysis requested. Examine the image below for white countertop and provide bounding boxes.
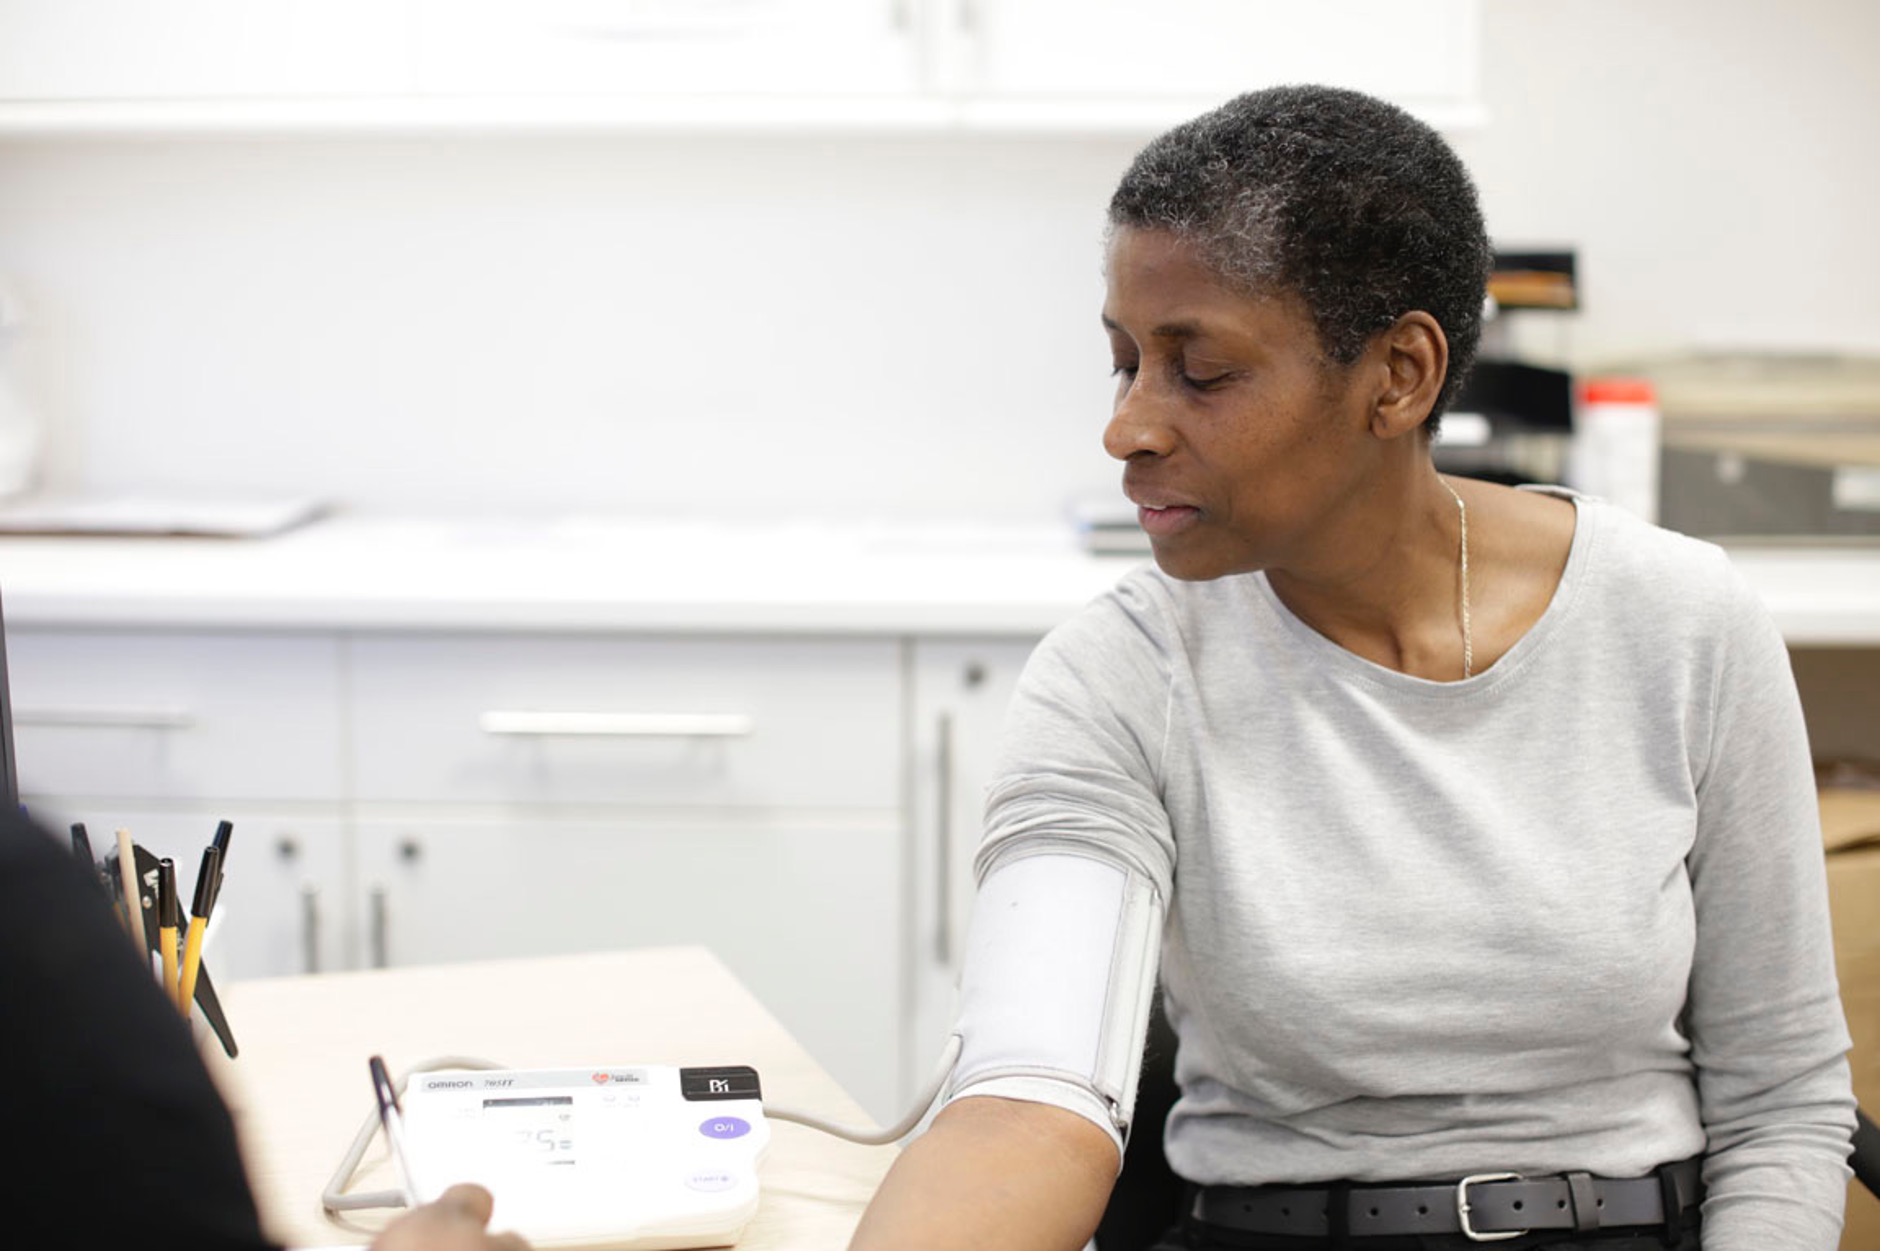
[0,514,1875,644]
[0,516,1147,636]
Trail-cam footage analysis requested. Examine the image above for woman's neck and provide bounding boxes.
[1264,467,1470,682]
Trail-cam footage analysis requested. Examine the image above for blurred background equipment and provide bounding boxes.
[1631,353,1878,543]
[1435,248,1578,490]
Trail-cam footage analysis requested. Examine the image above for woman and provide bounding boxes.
[851,85,1853,1250]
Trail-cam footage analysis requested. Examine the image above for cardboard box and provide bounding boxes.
[1821,789,1879,1251]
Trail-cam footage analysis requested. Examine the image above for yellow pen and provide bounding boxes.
[157,858,180,1003]
[177,844,221,1017]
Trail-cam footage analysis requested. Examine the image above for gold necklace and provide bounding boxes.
[1438,477,1472,679]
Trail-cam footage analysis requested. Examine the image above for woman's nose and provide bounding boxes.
[1103,385,1178,462]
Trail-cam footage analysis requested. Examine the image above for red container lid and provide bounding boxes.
[1579,377,1657,405]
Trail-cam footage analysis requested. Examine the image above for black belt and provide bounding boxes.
[1188,1158,1703,1242]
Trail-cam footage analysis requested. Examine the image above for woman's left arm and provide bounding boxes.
[1684,574,1856,1250]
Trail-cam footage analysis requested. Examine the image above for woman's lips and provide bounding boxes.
[1137,504,1201,536]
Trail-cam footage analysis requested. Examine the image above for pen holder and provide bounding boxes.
[128,842,239,1059]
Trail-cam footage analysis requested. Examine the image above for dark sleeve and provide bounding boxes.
[0,814,273,1249]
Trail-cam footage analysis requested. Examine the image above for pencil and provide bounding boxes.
[157,859,180,1003]
[177,844,221,1018]
[115,829,147,956]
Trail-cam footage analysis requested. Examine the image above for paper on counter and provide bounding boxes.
[0,493,328,538]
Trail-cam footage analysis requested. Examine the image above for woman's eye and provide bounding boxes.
[1182,370,1231,390]
[1111,362,1139,379]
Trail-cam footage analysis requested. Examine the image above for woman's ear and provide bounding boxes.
[1369,311,1449,440]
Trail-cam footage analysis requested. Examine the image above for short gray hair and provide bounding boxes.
[1108,84,1492,433]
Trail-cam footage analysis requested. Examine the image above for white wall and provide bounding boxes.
[1459,0,1879,367]
[0,0,1875,523]
[0,134,1139,518]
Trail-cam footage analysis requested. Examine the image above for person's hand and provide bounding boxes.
[370,1182,530,1250]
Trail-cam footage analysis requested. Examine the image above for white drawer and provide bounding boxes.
[347,633,901,809]
[7,630,346,802]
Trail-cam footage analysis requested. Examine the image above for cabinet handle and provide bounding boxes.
[934,710,954,965]
[370,886,389,969]
[301,886,321,975]
[479,711,755,738]
[14,707,195,730]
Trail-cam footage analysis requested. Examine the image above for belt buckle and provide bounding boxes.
[1456,1172,1529,1242]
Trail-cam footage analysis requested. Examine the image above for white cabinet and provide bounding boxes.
[412,0,923,97]
[2,618,1043,1123]
[0,0,928,113]
[0,0,408,99]
[941,0,1482,125]
[343,630,907,1122]
[8,629,353,985]
[903,635,1034,1097]
[347,633,900,809]
[6,629,345,801]
[0,0,1482,131]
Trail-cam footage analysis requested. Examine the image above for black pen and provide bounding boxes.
[369,1055,422,1206]
[207,820,234,913]
[157,859,181,1003]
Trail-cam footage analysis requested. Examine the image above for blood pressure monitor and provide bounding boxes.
[399,1064,770,1248]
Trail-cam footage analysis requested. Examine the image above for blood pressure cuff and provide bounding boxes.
[944,850,1165,1163]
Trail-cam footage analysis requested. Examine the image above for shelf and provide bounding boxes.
[1715,545,1880,648]
[0,93,1487,140]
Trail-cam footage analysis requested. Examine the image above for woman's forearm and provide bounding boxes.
[849,1096,1122,1250]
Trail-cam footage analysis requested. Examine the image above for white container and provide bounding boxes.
[1570,377,1660,522]
[0,373,41,499]
[0,278,40,500]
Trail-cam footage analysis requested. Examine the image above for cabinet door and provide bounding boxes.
[905,636,1036,1099]
[0,0,409,100]
[949,0,1481,120]
[348,633,900,810]
[354,814,903,1124]
[7,630,346,803]
[412,0,922,97]
[20,800,348,983]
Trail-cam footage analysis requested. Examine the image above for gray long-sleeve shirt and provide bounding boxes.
[977,491,1854,1249]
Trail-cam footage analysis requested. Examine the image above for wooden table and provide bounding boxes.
[206,948,898,1249]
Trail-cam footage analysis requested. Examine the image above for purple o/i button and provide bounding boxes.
[700,1116,751,1140]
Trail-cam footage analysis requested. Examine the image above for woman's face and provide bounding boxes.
[1102,227,1383,582]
